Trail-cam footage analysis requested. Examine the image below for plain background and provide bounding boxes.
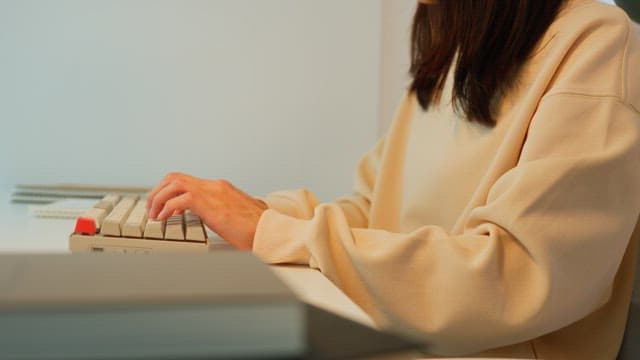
[0,0,619,201]
[0,0,385,201]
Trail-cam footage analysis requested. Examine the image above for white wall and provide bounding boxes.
[379,0,415,135]
[0,0,381,201]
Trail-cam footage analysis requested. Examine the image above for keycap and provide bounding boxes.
[96,193,121,213]
[143,219,165,239]
[73,199,110,235]
[74,217,97,235]
[164,214,185,240]
[185,211,206,242]
[81,207,108,231]
[101,196,138,236]
[122,200,148,238]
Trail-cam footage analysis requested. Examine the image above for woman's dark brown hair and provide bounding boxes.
[410,0,565,126]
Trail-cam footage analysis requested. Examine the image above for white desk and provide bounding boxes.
[0,192,373,328]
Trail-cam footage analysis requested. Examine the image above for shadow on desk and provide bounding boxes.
[305,304,423,359]
[618,298,640,359]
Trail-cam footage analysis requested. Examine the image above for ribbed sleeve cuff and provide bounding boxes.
[252,209,311,265]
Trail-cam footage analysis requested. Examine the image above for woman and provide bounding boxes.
[146,0,640,358]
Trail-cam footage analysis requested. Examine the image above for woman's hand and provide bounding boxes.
[146,172,268,250]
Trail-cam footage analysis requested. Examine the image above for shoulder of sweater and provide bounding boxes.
[553,0,631,33]
[539,0,639,111]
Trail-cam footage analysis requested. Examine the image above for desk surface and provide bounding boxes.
[0,193,374,328]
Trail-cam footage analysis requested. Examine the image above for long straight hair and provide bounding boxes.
[409,0,566,126]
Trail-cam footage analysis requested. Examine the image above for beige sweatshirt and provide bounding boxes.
[253,0,640,358]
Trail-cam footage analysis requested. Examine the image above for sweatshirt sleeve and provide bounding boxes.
[253,94,640,354]
[255,136,386,263]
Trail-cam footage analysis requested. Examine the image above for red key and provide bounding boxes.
[74,217,97,235]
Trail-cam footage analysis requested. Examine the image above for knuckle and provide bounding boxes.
[217,179,231,190]
[210,179,222,191]
[167,172,183,180]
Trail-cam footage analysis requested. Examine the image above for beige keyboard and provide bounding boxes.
[69,194,212,253]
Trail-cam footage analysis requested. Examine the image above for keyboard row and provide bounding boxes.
[73,194,207,242]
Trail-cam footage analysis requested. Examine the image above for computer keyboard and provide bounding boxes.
[69,194,212,253]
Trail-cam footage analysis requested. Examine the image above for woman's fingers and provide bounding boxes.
[148,179,190,219]
[156,192,193,220]
[146,175,174,211]
[145,173,268,249]
[146,172,190,212]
